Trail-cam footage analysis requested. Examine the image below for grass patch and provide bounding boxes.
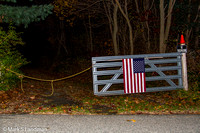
[30,88,200,115]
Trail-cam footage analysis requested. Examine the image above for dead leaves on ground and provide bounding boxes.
[127,119,136,122]
[0,67,200,115]
[1,85,200,115]
[0,88,42,114]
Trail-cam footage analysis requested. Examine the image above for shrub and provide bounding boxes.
[0,24,28,91]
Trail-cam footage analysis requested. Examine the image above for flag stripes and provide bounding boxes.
[122,58,146,94]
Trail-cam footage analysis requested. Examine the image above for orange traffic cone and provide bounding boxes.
[180,34,185,45]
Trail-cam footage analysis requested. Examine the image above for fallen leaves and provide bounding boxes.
[131,119,136,122]
[127,119,136,122]
[1,104,7,109]
[0,66,200,115]
[0,91,5,95]
[30,96,36,100]
[134,99,140,104]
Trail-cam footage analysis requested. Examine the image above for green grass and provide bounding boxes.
[33,89,200,115]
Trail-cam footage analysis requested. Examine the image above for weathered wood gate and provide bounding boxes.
[92,52,184,96]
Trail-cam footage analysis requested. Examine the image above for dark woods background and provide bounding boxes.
[2,0,199,70]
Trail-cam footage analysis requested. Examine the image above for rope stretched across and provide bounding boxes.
[6,66,92,96]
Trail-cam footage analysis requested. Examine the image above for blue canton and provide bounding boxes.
[133,58,145,73]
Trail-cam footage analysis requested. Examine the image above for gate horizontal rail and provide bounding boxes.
[92,52,181,61]
[93,66,182,75]
[94,75,182,85]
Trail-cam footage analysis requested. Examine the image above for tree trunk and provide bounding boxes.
[164,0,175,41]
[159,0,165,53]
[112,3,119,55]
[59,20,68,54]
[115,0,134,54]
[195,17,199,49]
[134,0,154,53]
[185,0,192,46]
[84,20,90,52]
[185,1,199,48]
[146,21,151,53]
[103,1,119,55]
[159,0,176,53]
[88,13,93,53]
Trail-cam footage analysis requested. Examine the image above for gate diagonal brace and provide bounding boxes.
[100,67,123,92]
[147,59,177,87]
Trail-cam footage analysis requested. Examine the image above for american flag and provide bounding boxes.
[122,58,146,94]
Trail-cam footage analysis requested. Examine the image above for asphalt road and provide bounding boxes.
[0,114,200,133]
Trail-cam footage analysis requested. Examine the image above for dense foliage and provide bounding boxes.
[0,25,28,90]
[0,0,53,27]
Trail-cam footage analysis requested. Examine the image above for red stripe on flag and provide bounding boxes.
[122,59,129,93]
[126,59,129,93]
[129,59,133,93]
[141,73,143,92]
[122,59,126,93]
[137,73,140,92]
[133,73,136,93]
[138,73,143,93]
[143,73,146,92]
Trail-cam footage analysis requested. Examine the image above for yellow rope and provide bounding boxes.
[54,66,92,82]
[6,66,92,97]
[40,80,54,97]
[6,66,92,82]
[20,77,25,93]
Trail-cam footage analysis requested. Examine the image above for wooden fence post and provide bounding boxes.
[179,34,188,91]
[182,52,188,91]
